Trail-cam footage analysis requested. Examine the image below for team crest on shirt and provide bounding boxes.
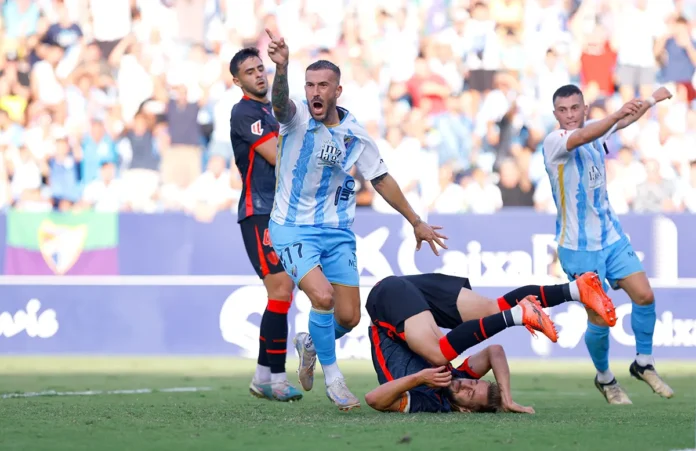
[267,251,280,266]
[343,135,356,150]
[318,139,342,166]
[588,165,603,189]
[250,120,263,136]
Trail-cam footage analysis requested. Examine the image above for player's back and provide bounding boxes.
[542,125,624,252]
[271,100,387,229]
[230,97,278,222]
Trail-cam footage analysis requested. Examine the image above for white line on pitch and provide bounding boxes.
[0,386,213,399]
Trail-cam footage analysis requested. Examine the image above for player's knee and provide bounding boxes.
[266,274,295,300]
[631,287,655,306]
[336,310,361,330]
[488,344,505,356]
[430,352,450,367]
[424,342,450,366]
[308,285,334,310]
[586,308,609,327]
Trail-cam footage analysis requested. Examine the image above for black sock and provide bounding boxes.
[257,330,269,368]
[263,299,291,375]
[498,284,572,310]
[438,312,513,361]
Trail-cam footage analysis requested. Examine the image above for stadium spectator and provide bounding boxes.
[462,166,503,214]
[497,158,534,207]
[634,158,681,213]
[0,0,692,217]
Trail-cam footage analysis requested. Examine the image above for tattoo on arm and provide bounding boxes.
[370,172,388,187]
[271,66,296,123]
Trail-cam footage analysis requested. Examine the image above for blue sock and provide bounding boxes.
[309,308,337,366]
[631,302,656,356]
[334,318,352,339]
[585,322,610,373]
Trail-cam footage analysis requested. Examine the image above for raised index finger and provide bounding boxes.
[265,28,277,42]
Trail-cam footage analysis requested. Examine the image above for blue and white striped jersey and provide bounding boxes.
[542,121,625,251]
[271,99,388,229]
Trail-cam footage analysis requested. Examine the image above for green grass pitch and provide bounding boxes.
[0,357,694,451]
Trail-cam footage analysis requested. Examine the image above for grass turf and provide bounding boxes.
[0,357,694,451]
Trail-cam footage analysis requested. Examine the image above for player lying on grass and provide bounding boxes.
[364,272,615,413]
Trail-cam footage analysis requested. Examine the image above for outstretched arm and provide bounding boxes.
[271,63,296,124]
[371,173,420,226]
[371,174,448,255]
[266,28,296,124]
[564,100,640,151]
[353,137,447,255]
[464,345,534,413]
[487,345,535,414]
[615,86,672,131]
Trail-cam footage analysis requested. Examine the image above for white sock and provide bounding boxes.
[509,304,523,325]
[596,369,615,384]
[568,280,581,302]
[254,365,271,383]
[322,362,343,385]
[636,354,654,367]
[271,372,287,385]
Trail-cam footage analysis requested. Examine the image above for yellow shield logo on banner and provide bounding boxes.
[37,220,88,275]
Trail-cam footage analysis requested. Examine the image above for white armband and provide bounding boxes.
[646,96,656,107]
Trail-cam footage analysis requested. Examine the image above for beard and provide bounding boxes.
[245,84,268,99]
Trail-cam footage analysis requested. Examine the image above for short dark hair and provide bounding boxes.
[306,60,341,83]
[230,47,261,77]
[552,84,583,104]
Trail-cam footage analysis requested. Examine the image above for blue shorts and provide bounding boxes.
[557,236,644,291]
[268,220,359,287]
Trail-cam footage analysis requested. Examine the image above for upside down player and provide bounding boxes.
[543,84,674,404]
[265,29,446,410]
[365,272,616,413]
[229,47,302,402]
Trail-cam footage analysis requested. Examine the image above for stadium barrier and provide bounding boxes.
[0,210,694,358]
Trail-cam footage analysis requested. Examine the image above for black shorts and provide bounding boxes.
[239,214,285,279]
[366,274,471,336]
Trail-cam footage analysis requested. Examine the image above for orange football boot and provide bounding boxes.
[519,296,558,343]
[575,272,617,327]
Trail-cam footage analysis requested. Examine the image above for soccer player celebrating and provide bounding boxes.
[542,84,674,404]
[229,47,302,402]
[365,272,614,413]
[264,29,447,411]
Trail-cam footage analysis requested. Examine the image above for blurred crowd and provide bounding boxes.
[0,0,695,219]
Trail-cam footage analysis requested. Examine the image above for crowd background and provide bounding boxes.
[1,0,695,221]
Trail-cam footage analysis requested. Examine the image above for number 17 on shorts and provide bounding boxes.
[269,220,359,287]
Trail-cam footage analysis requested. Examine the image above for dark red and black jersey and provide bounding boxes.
[230,96,279,222]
